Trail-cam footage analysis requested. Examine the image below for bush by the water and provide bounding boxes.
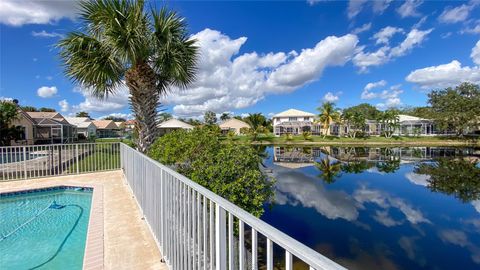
[149,128,274,217]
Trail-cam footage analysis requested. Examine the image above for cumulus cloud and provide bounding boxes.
[31,30,64,38]
[361,80,403,108]
[472,40,480,65]
[372,26,404,45]
[58,99,69,112]
[353,28,432,72]
[71,84,130,114]
[0,0,78,26]
[438,1,479,24]
[347,0,392,19]
[405,60,480,89]
[397,0,423,18]
[323,91,341,102]
[352,23,372,35]
[37,86,57,98]
[167,29,358,117]
[99,112,132,120]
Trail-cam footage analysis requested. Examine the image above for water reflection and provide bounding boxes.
[263,146,480,270]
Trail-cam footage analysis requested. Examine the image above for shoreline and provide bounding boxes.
[246,140,480,147]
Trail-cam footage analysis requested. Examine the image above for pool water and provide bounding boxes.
[261,146,480,270]
[0,187,93,269]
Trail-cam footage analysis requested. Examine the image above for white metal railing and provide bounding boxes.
[120,143,346,270]
[0,142,121,181]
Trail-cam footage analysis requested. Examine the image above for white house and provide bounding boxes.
[158,118,194,135]
[65,117,97,139]
[272,109,316,136]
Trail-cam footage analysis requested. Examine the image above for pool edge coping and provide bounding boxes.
[0,183,105,270]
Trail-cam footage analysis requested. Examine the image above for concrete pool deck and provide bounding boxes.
[0,170,167,270]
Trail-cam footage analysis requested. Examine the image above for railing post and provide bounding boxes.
[215,204,226,270]
[23,146,27,179]
[76,144,79,174]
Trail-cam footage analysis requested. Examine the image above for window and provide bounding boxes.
[288,117,297,121]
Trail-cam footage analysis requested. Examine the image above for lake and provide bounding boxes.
[260,146,480,270]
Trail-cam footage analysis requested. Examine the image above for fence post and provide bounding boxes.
[215,204,226,270]
[76,144,79,174]
[23,146,27,179]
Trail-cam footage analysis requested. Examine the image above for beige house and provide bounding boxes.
[65,117,97,139]
[272,109,317,136]
[9,110,75,145]
[93,120,121,138]
[158,118,194,136]
[219,118,251,135]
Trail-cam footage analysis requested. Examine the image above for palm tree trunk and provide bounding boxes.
[126,63,160,153]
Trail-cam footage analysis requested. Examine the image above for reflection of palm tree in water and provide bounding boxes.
[315,157,342,184]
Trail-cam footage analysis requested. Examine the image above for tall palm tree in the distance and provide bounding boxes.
[316,102,340,138]
[58,0,198,152]
[245,113,267,141]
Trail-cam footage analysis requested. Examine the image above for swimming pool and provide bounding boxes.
[0,186,93,269]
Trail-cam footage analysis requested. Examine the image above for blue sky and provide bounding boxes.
[1,0,479,119]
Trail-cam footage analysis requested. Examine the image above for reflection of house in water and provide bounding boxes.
[329,147,479,163]
[274,146,480,167]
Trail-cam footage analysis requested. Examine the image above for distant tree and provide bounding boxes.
[316,102,340,138]
[21,106,38,112]
[244,113,268,141]
[204,111,217,125]
[158,112,172,122]
[220,112,231,121]
[186,118,202,126]
[104,116,126,122]
[376,109,399,138]
[0,101,22,146]
[400,106,434,119]
[428,82,480,136]
[342,111,366,138]
[342,103,380,120]
[233,115,244,121]
[76,111,91,118]
[39,107,56,112]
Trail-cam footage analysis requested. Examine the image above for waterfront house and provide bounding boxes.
[93,120,121,138]
[218,118,250,135]
[272,109,317,136]
[65,117,97,139]
[24,112,75,144]
[158,118,194,135]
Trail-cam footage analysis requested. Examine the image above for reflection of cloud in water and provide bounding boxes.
[354,185,431,225]
[472,200,480,214]
[373,210,403,227]
[274,170,359,221]
[398,236,427,267]
[439,229,480,264]
[405,172,429,186]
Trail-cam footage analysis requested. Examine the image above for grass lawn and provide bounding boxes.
[68,143,121,173]
[221,133,480,146]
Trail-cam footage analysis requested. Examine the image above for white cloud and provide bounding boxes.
[406,60,480,89]
[439,1,479,24]
[37,86,57,98]
[405,172,429,186]
[99,112,132,120]
[31,30,64,38]
[71,84,130,114]
[323,91,340,102]
[347,0,392,19]
[361,81,403,108]
[353,28,432,72]
[0,0,78,26]
[167,29,358,117]
[348,0,368,19]
[373,26,404,45]
[58,99,69,112]
[352,23,372,35]
[471,40,480,65]
[389,28,433,57]
[461,22,480,35]
[397,0,423,18]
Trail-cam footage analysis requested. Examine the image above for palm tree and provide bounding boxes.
[220,112,231,122]
[316,102,340,138]
[315,157,342,184]
[376,109,400,138]
[245,113,267,141]
[58,0,198,152]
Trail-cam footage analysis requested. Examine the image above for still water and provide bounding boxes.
[261,146,480,270]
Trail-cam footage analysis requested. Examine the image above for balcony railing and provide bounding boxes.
[0,142,346,270]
